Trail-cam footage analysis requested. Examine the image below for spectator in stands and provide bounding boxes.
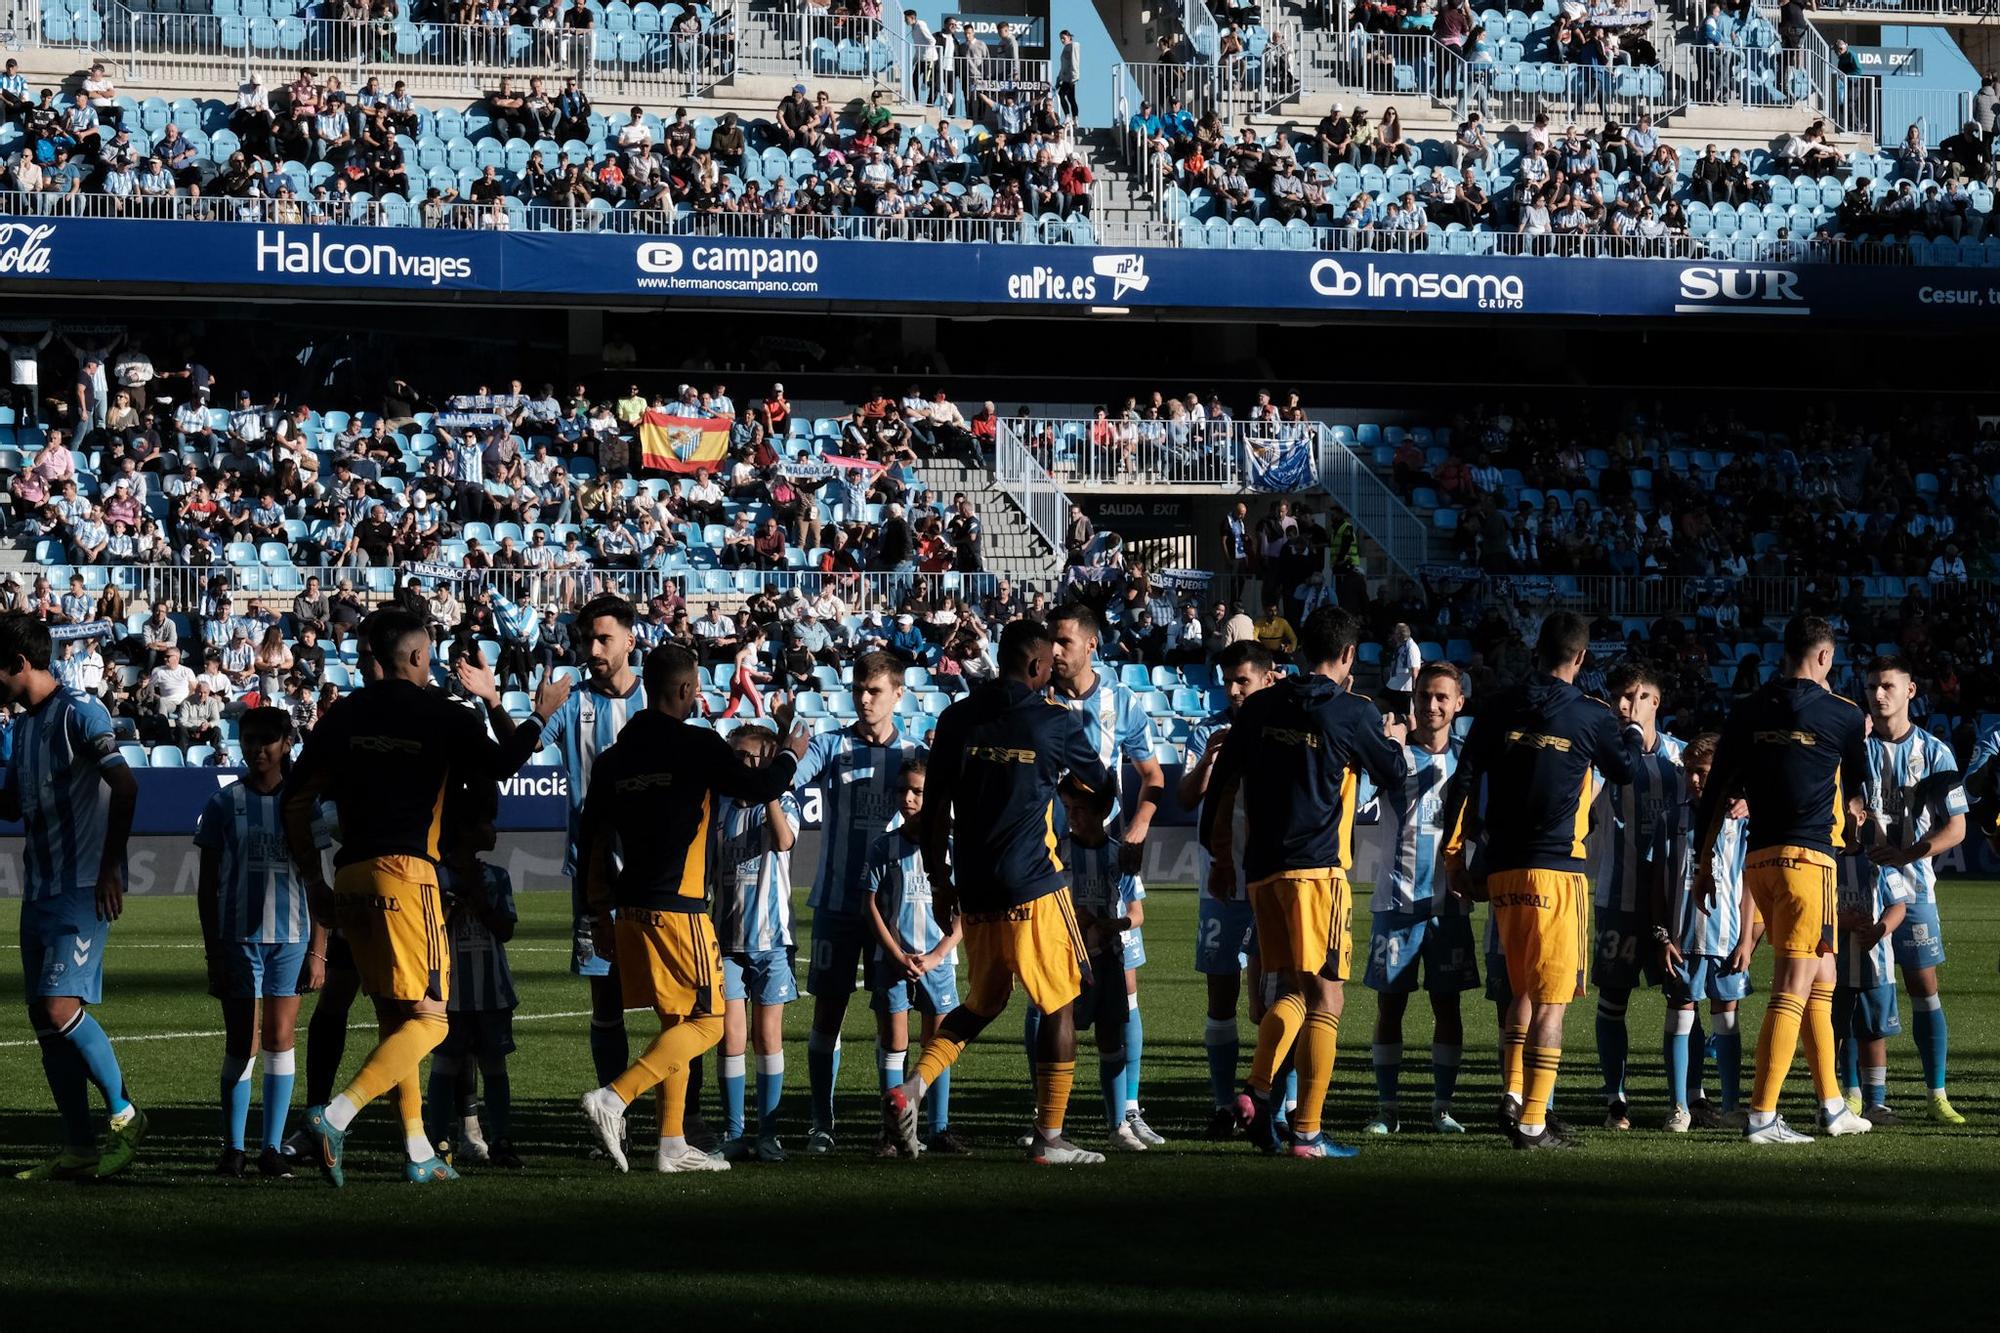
[1253,599,1298,663]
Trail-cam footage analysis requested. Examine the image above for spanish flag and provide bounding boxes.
[638,410,733,475]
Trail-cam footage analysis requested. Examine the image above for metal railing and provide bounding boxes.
[1317,428,1427,578]
[1112,57,1306,177]
[1796,18,1881,140]
[1675,43,1846,132]
[0,186,1099,242]
[33,2,740,100]
[1464,572,1807,619]
[993,419,1072,556]
[747,7,913,100]
[1015,414,1246,488]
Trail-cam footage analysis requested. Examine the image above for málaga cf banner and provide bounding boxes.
[639,410,733,474]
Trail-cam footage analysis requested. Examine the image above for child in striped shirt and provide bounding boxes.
[195,706,325,1179]
[713,725,803,1164]
[425,783,521,1168]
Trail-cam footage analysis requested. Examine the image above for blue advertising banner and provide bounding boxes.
[1,217,1996,323]
[0,765,573,837]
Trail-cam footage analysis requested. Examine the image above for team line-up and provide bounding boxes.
[0,597,1979,1180]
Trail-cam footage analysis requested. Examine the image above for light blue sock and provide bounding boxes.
[755,1052,784,1138]
[424,1054,457,1147]
[720,1053,747,1141]
[260,1048,296,1151]
[1433,1044,1462,1107]
[1122,998,1143,1108]
[1712,1013,1743,1111]
[36,1030,94,1149]
[927,1066,951,1134]
[220,1054,253,1151]
[61,1011,130,1117]
[589,1018,628,1088]
[1839,1033,1860,1093]
[1862,1064,1888,1108]
[1372,1042,1403,1108]
[1664,1011,1693,1111]
[1912,996,1948,1092]
[1099,1052,1126,1131]
[806,1029,840,1133]
[1279,1065,1298,1125]
[878,1045,906,1100]
[477,1057,510,1142]
[1202,1018,1238,1109]
[1595,995,1628,1103]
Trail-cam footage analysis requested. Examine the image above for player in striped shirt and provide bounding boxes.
[426,782,522,1169]
[1043,604,1166,1145]
[1833,830,1912,1125]
[862,759,966,1155]
[712,724,803,1164]
[196,706,325,1178]
[1861,655,1968,1124]
[1361,661,1477,1137]
[1179,641,1278,1139]
[1590,663,1685,1131]
[1057,779,1149,1151]
[1656,732,1755,1132]
[465,595,644,1121]
[794,649,923,1155]
[0,612,146,1181]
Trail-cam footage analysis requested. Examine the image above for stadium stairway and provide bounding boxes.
[914,456,1065,578]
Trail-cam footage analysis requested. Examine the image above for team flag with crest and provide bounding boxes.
[639,410,733,474]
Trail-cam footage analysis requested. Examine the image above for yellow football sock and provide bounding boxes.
[397,1072,424,1143]
[608,1013,724,1111]
[913,1031,968,1088]
[1751,992,1807,1115]
[1521,1046,1561,1129]
[1034,1059,1075,1136]
[1291,1011,1341,1136]
[336,1012,447,1113]
[1501,1025,1528,1101]
[1804,982,1840,1104]
[1247,992,1307,1096]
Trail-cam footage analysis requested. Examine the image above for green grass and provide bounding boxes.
[3,881,2000,1327]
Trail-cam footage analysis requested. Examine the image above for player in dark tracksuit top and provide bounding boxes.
[1439,611,1644,1149]
[1691,614,1873,1145]
[1200,607,1407,1160]
[883,618,1113,1166]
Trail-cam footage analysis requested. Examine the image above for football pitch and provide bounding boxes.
[3,881,1998,1327]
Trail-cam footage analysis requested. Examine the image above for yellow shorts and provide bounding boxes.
[616,909,724,1017]
[1743,845,1836,959]
[1487,868,1589,1005]
[1247,871,1353,979]
[333,855,448,1004]
[961,891,1086,1016]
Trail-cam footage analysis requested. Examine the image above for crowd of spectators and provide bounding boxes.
[1387,401,2000,594]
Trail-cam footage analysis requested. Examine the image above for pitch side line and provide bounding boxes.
[0,1009,596,1050]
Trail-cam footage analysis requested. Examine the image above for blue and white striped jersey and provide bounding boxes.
[1185,709,1244,894]
[544,679,647,875]
[793,724,921,917]
[1864,726,1966,906]
[712,792,800,954]
[1068,837,1146,963]
[863,828,946,958]
[1837,849,1910,991]
[443,861,518,1012]
[1371,739,1461,913]
[1592,732,1685,912]
[6,686,127,901]
[194,780,317,944]
[1048,669,1158,827]
[1664,803,1748,958]
[1967,718,2000,784]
